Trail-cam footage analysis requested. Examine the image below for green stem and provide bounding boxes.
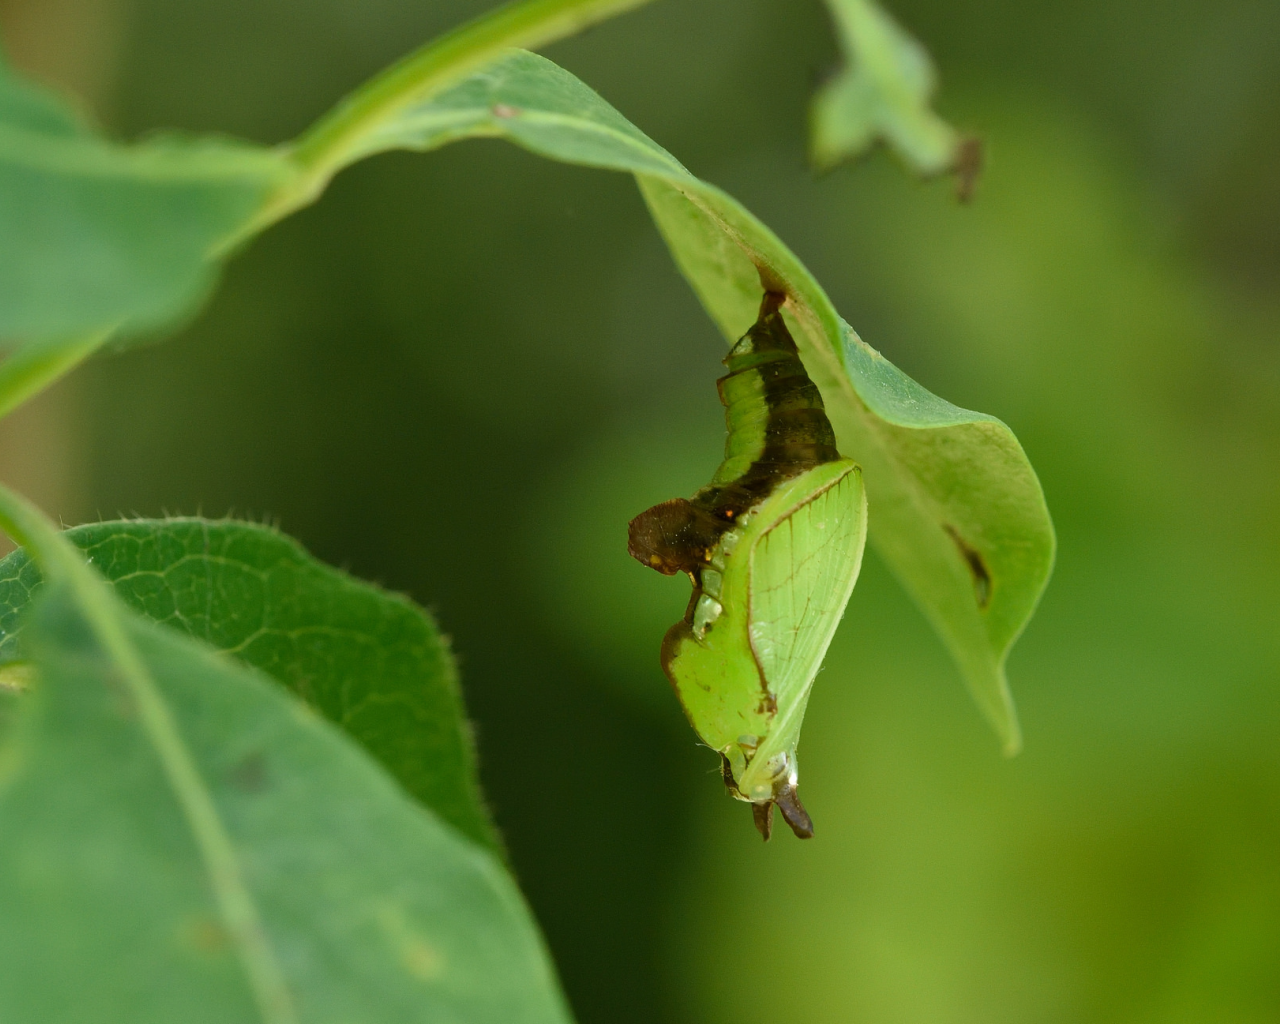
[239,0,657,240]
[0,332,111,421]
[0,484,298,1024]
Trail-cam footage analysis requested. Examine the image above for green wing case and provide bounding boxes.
[628,293,868,839]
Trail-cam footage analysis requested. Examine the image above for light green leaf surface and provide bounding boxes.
[0,675,18,738]
[0,63,292,345]
[0,518,498,850]
[0,492,570,1024]
[810,0,966,179]
[0,0,658,368]
[297,49,1051,750]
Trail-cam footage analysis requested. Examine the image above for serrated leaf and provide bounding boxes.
[0,60,294,346]
[0,492,570,1024]
[810,0,969,182]
[295,48,1051,750]
[0,518,498,851]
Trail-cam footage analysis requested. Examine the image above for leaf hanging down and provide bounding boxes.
[811,0,978,197]
[0,64,292,346]
[293,49,1052,752]
[0,518,499,852]
[0,493,570,1024]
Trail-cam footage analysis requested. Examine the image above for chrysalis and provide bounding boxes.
[629,292,867,840]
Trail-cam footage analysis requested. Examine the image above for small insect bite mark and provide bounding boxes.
[491,103,521,119]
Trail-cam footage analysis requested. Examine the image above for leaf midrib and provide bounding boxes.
[0,487,298,1024]
[0,126,290,183]
[368,102,691,178]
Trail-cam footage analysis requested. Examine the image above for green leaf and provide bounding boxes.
[810,0,972,184]
[292,48,1052,751]
[0,517,498,852]
[0,0,666,349]
[0,490,570,1024]
[0,330,111,420]
[0,0,662,417]
[0,667,22,739]
[0,64,293,346]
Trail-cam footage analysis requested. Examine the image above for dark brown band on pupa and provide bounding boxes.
[693,292,841,520]
[627,292,842,577]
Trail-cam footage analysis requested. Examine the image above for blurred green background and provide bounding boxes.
[3,0,1278,1020]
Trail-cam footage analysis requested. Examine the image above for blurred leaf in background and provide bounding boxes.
[0,54,290,343]
[811,0,972,190]
[5,0,1275,1022]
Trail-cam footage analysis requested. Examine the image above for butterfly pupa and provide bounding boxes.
[628,292,867,839]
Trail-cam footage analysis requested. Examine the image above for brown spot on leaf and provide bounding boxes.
[182,917,231,954]
[227,751,268,793]
[954,135,983,204]
[944,523,992,608]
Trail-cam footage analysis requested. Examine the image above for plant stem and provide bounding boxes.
[240,0,657,240]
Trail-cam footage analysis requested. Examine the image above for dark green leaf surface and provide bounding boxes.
[306,49,1051,749]
[0,518,497,851]
[810,0,964,176]
[0,61,292,345]
[0,498,570,1024]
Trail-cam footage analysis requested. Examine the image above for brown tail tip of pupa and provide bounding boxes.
[751,787,814,841]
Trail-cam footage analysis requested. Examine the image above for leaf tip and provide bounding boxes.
[1000,719,1023,758]
[990,683,1022,757]
[964,660,1022,757]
